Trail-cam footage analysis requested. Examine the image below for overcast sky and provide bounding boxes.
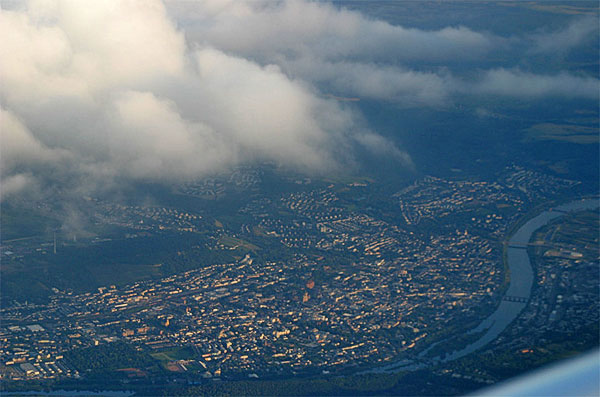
[1,0,598,202]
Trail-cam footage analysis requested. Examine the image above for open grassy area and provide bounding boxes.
[217,235,260,252]
[150,346,196,363]
[543,210,599,260]
[1,231,236,304]
[0,205,60,241]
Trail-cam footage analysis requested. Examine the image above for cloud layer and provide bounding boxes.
[1,0,598,201]
[0,0,389,200]
[170,0,599,104]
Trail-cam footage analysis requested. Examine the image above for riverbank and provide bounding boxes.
[363,197,599,373]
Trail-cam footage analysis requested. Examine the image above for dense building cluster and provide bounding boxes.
[1,165,592,383]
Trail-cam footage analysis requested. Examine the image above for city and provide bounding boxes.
[1,165,596,391]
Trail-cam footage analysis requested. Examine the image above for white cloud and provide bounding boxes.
[282,58,450,105]
[170,0,492,63]
[1,0,410,203]
[0,107,66,173]
[105,90,231,180]
[0,173,36,200]
[473,69,600,99]
[354,133,414,169]
[1,0,597,204]
[532,16,598,54]
[167,0,598,106]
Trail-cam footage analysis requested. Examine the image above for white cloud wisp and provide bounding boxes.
[1,0,598,203]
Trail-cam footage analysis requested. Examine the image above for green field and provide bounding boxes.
[217,235,260,252]
[0,231,236,304]
[150,346,196,363]
[0,204,60,241]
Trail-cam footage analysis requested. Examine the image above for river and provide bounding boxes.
[2,391,134,397]
[363,198,599,373]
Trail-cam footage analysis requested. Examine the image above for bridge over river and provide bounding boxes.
[362,198,599,374]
